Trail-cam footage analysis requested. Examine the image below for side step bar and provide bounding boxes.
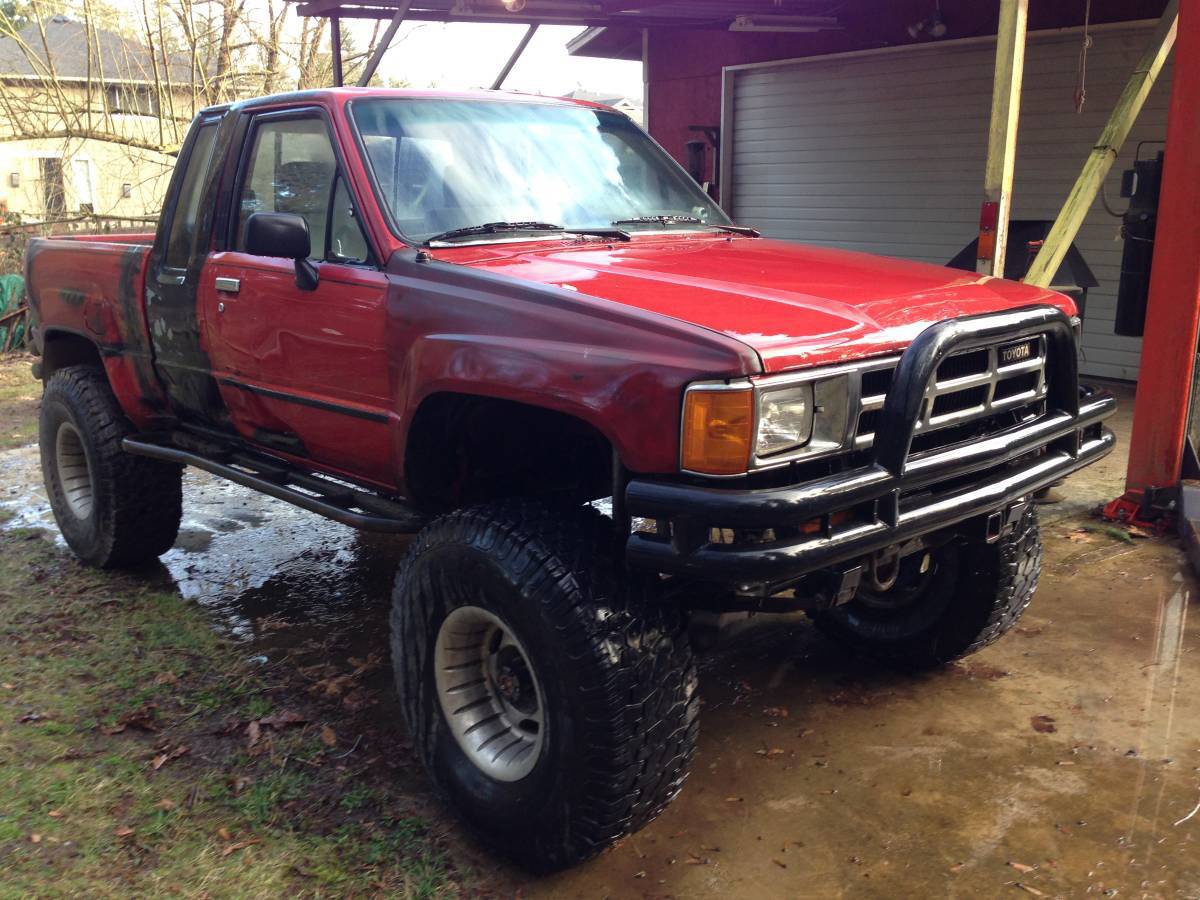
[122,434,426,534]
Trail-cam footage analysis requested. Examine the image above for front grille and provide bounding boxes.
[854,335,1048,452]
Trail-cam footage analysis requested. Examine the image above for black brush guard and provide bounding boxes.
[625,306,1116,591]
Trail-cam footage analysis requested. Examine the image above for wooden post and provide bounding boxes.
[1025,0,1177,287]
[977,0,1028,276]
[1124,0,1200,494]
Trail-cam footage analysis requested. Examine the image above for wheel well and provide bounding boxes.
[41,331,103,380]
[404,393,614,513]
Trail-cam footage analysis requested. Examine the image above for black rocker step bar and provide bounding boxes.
[122,433,426,534]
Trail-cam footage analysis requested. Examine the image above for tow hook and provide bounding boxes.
[864,545,901,591]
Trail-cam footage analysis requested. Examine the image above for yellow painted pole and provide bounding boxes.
[977,0,1028,276]
[1025,0,1178,287]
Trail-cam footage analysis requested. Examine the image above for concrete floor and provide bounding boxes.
[3,380,1199,897]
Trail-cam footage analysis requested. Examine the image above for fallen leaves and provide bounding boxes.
[762,706,789,719]
[114,825,135,838]
[221,838,261,857]
[319,725,337,748]
[755,747,785,759]
[104,704,160,735]
[1030,715,1058,734]
[258,709,307,730]
[247,709,307,750]
[151,744,190,770]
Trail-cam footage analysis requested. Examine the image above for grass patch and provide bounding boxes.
[0,353,38,450]
[0,530,476,897]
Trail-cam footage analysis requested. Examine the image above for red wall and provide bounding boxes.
[646,0,1168,195]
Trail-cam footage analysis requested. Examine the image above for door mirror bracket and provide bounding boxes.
[244,211,321,291]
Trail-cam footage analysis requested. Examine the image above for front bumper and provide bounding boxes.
[624,305,1117,590]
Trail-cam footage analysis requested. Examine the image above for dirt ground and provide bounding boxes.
[3,356,1199,898]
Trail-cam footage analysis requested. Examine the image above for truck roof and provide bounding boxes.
[200,87,618,117]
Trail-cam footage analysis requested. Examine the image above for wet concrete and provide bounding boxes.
[5,381,1200,897]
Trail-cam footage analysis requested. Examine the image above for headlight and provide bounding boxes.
[756,384,813,456]
[682,372,856,476]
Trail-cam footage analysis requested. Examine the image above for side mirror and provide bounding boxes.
[244,211,319,291]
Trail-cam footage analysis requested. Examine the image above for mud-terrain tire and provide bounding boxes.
[39,365,182,568]
[811,505,1042,669]
[391,501,699,871]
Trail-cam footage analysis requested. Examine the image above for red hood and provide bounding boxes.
[433,234,1076,374]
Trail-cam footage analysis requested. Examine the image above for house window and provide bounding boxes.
[39,157,65,218]
[106,85,159,116]
[71,158,94,213]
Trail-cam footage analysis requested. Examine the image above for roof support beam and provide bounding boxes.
[358,0,413,86]
[330,14,345,86]
[976,0,1027,277]
[1123,0,1198,496]
[1025,0,1178,287]
[491,23,539,90]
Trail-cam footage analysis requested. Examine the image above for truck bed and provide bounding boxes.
[25,236,166,427]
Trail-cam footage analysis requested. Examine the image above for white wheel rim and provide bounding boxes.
[433,605,545,782]
[54,421,94,520]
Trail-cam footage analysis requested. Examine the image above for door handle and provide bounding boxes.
[215,277,241,294]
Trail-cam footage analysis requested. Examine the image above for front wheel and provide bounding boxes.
[811,505,1042,669]
[391,501,698,871]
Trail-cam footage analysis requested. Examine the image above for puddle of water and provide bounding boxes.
[1,444,409,653]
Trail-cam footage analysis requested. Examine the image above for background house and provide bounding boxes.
[0,15,196,222]
[560,88,644,124]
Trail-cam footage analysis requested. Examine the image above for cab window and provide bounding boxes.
[237,115,370,264]
[164,121,218,269]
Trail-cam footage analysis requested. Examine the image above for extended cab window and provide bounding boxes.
[237,116,369,263]
[164,122,217,269]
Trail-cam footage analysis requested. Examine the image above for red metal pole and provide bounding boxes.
[1121,0,1199,497]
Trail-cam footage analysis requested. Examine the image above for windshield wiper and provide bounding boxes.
[425,221,564,245]
[612,215,760,238]
[426,221,633,245]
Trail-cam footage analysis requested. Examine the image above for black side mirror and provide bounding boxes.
[244,211,320,291]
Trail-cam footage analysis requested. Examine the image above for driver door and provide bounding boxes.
[199,108,395,488]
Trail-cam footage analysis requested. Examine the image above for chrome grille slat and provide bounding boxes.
[854,335,1048,451]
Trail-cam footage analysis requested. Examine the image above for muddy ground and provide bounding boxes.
[2,355,1199,898]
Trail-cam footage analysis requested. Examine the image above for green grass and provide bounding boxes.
[0,530,471,898]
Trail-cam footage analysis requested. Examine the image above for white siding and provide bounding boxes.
[726,26,1172,381]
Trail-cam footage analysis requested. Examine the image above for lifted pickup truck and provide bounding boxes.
[26,88,1115,870]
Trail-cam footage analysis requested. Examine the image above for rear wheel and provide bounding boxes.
[811,505,1042,669]
[391,501,698,871]
[39,366,183,568]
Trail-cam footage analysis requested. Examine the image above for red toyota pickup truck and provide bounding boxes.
[25,88,1115,870]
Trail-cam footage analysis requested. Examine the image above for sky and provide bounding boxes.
[363,22,642,98]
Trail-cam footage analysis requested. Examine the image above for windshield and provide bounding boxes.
[349,98,732,244]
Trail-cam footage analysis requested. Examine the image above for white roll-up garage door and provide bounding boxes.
[722,24,1172,381]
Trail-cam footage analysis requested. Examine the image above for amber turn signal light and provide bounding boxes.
[682,388,754,476]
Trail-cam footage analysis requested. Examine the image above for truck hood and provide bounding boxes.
[436,235,1075,374]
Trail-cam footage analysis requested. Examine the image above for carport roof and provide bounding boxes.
[291,0,845,28]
